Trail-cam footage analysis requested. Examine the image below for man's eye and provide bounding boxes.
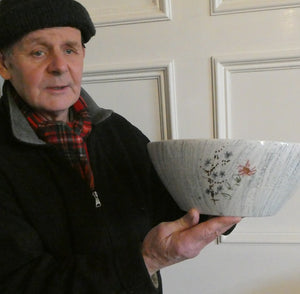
[32,50,45,57]
[65,49,75,54]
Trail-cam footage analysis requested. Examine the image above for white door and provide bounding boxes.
[80,1,300,293]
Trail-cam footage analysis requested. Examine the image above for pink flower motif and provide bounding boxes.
[238,160,256,176]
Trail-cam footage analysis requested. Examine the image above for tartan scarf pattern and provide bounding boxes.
[15,95,95,190]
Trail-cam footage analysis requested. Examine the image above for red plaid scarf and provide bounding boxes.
[15,95,95,191]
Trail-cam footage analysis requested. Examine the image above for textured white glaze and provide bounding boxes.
[147,139,300,217]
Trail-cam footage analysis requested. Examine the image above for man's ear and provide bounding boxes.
[0,52,12,80]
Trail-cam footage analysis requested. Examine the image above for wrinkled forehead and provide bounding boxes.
[11,27,83,52]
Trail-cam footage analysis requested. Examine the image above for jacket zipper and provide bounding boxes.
[92,190,101,208]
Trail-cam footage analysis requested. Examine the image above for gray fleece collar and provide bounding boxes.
[5,81,112,145]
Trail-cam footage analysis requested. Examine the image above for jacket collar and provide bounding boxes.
[4,81,113,145]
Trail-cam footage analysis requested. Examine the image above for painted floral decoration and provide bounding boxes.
[238,160,257,176]
[200,146,257,204]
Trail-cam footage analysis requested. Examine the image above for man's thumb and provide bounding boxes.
[175,208,199,231]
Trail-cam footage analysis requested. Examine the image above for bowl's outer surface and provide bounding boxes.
[147,139,300,217]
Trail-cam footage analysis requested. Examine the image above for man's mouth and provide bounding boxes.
[47,85,69,90]
[53,86,65,89]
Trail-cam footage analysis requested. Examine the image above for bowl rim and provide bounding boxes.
[147,138,300,146]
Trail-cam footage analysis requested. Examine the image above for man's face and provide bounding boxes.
[0,27,85,121]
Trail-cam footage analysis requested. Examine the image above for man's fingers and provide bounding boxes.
[181,216,242,243]
[206,216,242,232]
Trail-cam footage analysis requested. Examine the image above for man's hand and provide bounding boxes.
[142,209,241,276]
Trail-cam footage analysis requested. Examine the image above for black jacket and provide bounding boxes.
[0,82,183,294]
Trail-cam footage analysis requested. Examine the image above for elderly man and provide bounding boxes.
[0,0,240,293]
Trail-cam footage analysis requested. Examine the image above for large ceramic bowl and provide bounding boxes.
[147,139,300,217]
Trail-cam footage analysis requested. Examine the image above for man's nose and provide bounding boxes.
[47,52,68,75]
